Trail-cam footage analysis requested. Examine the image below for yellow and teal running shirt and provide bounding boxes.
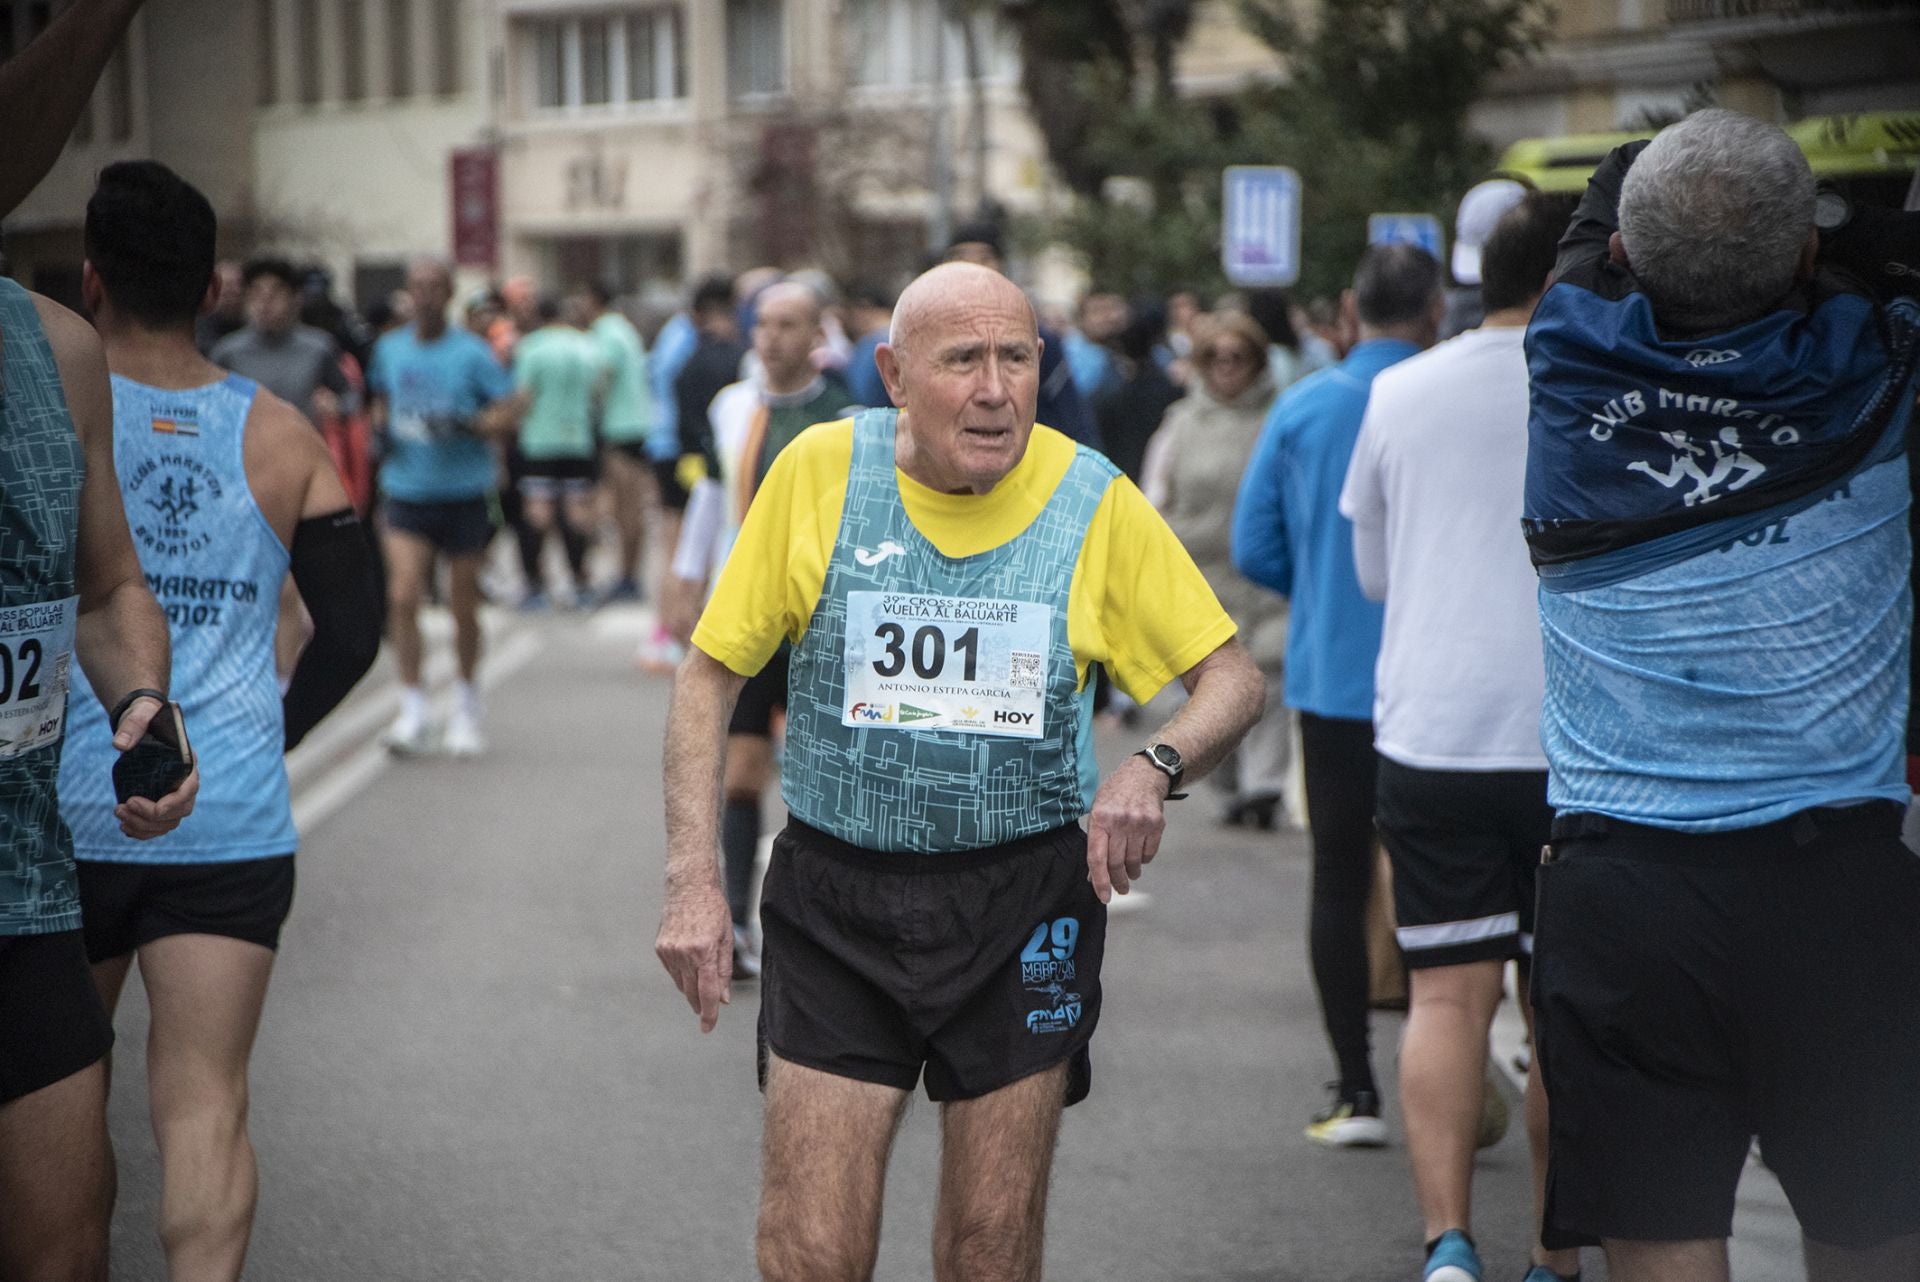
[694,410,1235,853]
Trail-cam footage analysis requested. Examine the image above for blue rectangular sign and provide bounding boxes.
[1222,166,1302,288]
[1367,213,1445,262]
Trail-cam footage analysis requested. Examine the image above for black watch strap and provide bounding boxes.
[109,687,169,733]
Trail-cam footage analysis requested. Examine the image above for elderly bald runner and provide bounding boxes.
[655,262,1264,1280]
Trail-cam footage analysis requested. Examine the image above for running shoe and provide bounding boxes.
[1520,1268,1578,1282]
[443,707,486,758]
[1425,1229,1483,1282]
[383,706,433,756]
[602,577,644,605]
[1305,1085,1388,1147]
[634,624,686,675]
[1477,1067,1511,1149]
[732,924,762,980]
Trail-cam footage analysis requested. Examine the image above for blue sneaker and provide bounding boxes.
[1425,1230,1482,1282]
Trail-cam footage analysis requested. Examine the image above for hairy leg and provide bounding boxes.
[139,934,276,1282]
[933,1063,1069,1282]
[1604,1238,1728,1282]
[1805,1233,1920,1282]
[381,528,436,687]
[445,553,486,684]
[758,1054,910,1282]
[0,1061,113,1282]
[605,451,651,583]
[1401,960,1504,1242]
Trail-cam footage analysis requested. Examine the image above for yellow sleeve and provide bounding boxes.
[691,421,853,676]
[1069,473,1239,703]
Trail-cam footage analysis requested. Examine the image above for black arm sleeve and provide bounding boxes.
[1553,139,1652,281]
[283,509,384,751]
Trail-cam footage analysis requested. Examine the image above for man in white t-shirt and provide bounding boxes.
[1338,192,1583,1282]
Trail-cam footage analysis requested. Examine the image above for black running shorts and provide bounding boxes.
[1374,759,1551,969]
[1532,803,1920,1250]
[758,818,1104,1104]
[728,646,789,739]
[382,496,496,557]
[517,454,600,499]
[650,458,690,512]
[0,929,114,1104]
[76,855,296,963]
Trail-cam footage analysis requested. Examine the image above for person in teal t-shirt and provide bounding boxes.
[512,298,602,606]
[579,283,653,602]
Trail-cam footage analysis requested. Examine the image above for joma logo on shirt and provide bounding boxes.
[854,541,907,568]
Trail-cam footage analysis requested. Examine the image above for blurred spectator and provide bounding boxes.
[1303,296,1350,364]
[675,276,749,476]
[1065,291,1127,400]
[512,297,602,609]
[1144,310,1289,828]
[577,280,654,603]
[211,256,351,424]
[843,281,895,409]
[1246,288,1328,393]
[1441,178,1529,340]
[1091,304,1182,483]
[194,259,246,355]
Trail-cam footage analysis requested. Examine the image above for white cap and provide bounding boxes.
[1451,179,1528,285]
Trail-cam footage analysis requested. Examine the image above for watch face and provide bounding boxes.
[1150,743,1182,771]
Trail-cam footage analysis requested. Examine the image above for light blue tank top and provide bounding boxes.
[0,279,85,935]
[60,374,297,863]
[783,409,1115,853]
[1539,450,1911,831]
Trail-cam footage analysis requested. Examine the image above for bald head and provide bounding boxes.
[756,280,823,326]
[888,262,1036,353]
[876,262,1043,496]
[753,279,826,392]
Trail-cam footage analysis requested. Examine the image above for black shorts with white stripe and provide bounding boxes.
[1374,758,1552,969]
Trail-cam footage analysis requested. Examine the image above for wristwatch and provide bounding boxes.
[1133,742,1188,800]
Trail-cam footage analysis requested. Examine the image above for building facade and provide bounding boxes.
[4,0,1912,313]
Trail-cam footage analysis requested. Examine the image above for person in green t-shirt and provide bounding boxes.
[578,283,654,603]
[512,298,602,607]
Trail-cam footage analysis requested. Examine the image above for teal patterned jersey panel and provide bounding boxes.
[784,409,1115,854]
[0,279,86,936]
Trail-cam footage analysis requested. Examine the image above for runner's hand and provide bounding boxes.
[655,881,734,1032]
[110,695,199,840]
[1086,756,1168,903]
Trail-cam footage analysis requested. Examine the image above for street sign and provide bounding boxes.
[1367,212,1445,262]
[1223,166,1302,287]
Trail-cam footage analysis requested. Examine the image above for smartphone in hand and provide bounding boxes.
[112,701,194,804]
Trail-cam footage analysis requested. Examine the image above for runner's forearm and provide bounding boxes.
[663,648,747,892]
[1151,640,1266,786]
[75,577,171,710]
[0,0,146,216]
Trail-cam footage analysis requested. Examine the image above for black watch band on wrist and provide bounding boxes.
[1134,744,1188,800]
[109,687,169,733]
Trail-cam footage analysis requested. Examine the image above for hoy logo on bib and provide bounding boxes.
[841,591,1050,739]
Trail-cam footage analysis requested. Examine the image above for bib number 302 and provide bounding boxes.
[871,623,979,682]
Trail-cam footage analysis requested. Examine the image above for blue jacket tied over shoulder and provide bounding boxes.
[1523,141,1920,831]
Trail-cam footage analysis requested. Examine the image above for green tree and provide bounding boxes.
[1019,0,1551,301]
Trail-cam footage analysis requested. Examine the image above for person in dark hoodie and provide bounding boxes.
[1523,109,1920,1282]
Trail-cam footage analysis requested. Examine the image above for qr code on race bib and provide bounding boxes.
[1008,651,1045,691]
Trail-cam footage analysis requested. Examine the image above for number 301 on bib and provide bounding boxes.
[841,591,1050,739]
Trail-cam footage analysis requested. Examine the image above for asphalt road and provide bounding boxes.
[99,605,1802,1281]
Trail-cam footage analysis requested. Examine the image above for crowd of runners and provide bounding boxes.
[1,5,1919,1282]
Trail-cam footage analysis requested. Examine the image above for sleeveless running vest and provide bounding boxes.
[60,374,297,863]
[783,409,1116,853]
[0,279,86,935]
